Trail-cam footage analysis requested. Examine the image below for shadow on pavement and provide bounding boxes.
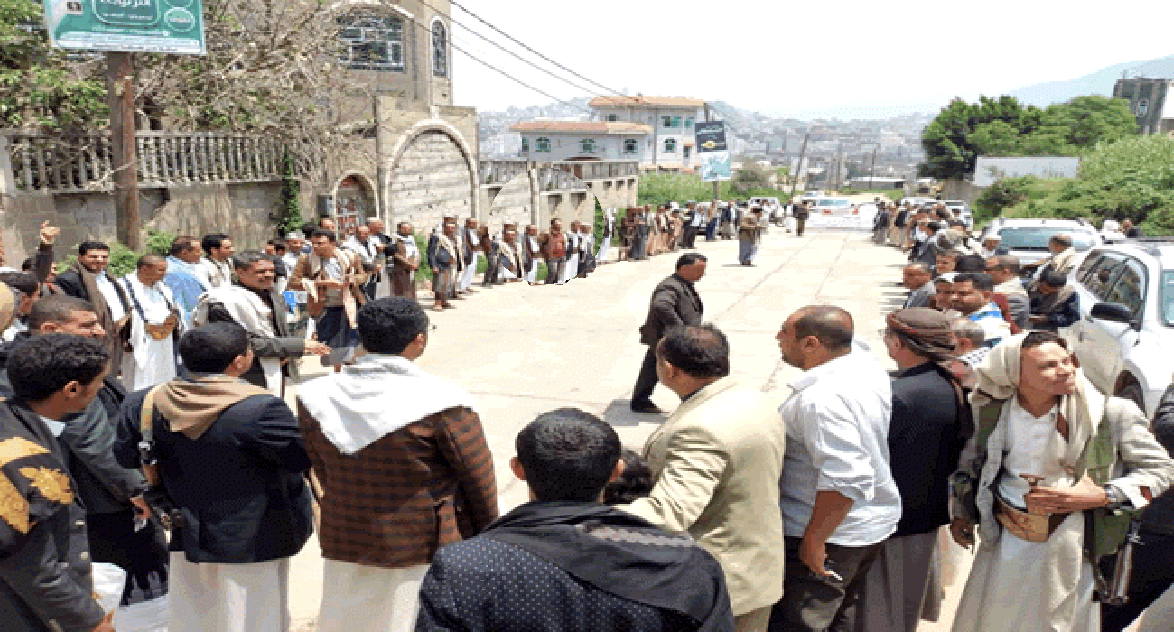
[603,399,666,427]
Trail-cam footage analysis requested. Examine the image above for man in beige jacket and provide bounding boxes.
[620,324,785,631]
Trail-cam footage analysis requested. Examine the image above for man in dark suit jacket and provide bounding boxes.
[631,253,707,413]
[113,323,313,632]
[55,241,132,372]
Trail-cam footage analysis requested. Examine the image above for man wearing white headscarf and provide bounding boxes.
[949,332,1174,632]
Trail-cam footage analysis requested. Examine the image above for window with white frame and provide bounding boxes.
[535,137,551,152]
[624,139,638,154]
[521,137,529,153]
[664,138,677,153]
[580,138,596,153]
[338,13,405,71]
[661,116,682,128]
[685,117,694,128]
[1137,98,1150,117]
[606,114,619,122]
[432,20,448,77]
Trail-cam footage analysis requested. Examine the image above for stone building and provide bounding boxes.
[1112,78,1174,135]
[588,96,707,171]
[0,0,481,261]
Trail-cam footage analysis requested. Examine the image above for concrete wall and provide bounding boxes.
[484,174,533,231]
[478,170,638,233]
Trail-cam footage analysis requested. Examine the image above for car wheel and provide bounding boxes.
[1117,380,1145,411]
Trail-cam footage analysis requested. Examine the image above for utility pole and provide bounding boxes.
[868,145,878,190]
[788,133,809,200]
[107,52,140,250]
[705,105,719,218]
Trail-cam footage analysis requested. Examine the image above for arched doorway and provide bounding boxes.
[388,130,473,229]
[334,174,376,235]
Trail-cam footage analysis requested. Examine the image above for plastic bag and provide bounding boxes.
[90,562,126,614]
[114,594,171,631]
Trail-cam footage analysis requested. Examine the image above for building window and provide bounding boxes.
[661,116,681,128]
[535,137,551,153]
[606,114,619,122]
[338,13,405,71]
[432,20,448,77]
[580,138,596,153]
[624,139,638,154]
[685,117,694,128]
[664,138,677,153]
[521,137,529,153]
[1137,97,1149,117]
[683,146,691,159]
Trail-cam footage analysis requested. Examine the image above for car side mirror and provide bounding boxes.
[1091,302,1134,325]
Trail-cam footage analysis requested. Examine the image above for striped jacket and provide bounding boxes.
[299,404,498,568]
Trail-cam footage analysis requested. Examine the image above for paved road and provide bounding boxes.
[286,225,968,631]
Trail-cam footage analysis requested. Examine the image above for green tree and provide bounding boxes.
[0,0,106,129]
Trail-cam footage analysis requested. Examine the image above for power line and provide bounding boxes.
[449,20,598,96]
[448,1,624,97]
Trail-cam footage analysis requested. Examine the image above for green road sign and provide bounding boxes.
[44,0,205,54]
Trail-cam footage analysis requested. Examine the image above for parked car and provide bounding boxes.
[1061,240,1174,417]
[980,218,1101,268]
[941,200,973,229]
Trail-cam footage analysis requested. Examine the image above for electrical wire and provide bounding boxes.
[449,20,598,96]
[448,1,624,97]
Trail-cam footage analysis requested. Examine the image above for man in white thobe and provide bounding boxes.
[458,218,481,292]
[523,225,541,284]
[597,208,615,264]
[496,226,524,282]
[120,255,180,390]
[560,221,580,284]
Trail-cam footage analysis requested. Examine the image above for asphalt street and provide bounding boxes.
[285,223,968,631]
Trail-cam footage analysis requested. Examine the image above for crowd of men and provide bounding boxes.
[0,197,1172,632]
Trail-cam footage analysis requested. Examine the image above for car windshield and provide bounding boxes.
[1162,271,1174,326]
[815,199,850,207]
[998,227,1098,251]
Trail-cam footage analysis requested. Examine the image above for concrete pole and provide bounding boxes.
[107,52,140,250]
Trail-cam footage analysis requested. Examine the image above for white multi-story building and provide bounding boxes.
[511,121,652,162]
[587,96,707,171]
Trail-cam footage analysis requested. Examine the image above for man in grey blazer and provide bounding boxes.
[901,263,935,309]
[631,253,706,413]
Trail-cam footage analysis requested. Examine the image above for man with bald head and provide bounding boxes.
[772,306,900,631]
[120,254,180,389]
[901,263,935,308]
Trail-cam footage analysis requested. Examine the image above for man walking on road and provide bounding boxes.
[298,298,498,632]
[621,324,785,631]
[771,306,901,632]
[631,254,706,414]
[794,201,810,237]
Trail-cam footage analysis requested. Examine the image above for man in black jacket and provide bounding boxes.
[112,323,313,632]
[0,334,115,632]
[631,254,706,413]
[1101,384,1174,631]
[416,408,734,631]
[856,308,969,630]
[0,295,169,618]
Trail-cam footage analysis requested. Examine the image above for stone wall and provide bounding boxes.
[485,174,532,231]
[0,181,283,264]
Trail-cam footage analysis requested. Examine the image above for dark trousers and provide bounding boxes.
[796,217,807,236]
[631,345,658,405]
[482,253,499,285]
[706,218,718,240]
[769,537,882,632]
[1101,531,1174,632]
[683,225,698,248]
[88,509,170,605]
[545,257,566,284]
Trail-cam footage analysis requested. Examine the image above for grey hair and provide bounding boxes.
[285,231,305,240]
[951,318,985,347]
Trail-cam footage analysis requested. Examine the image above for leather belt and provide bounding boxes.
[995,494,1068,543]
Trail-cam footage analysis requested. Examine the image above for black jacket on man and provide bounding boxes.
[639,273,703,345]
[0,400,107,632]
[113,384,313,564]
[416,501,734,631]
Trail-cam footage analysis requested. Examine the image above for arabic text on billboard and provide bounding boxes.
[44,0,206,54]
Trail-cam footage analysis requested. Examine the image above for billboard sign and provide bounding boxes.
[43,0,206,54]
[694,121,727,153]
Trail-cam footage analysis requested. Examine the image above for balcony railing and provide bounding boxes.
[4,130,287,193]
[478,159,639,191]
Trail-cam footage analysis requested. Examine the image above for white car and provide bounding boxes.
[980,218,1101,268]
[1061,241,1174,417]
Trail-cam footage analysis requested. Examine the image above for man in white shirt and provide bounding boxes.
[771,305,901,631]
[120,255,180,390]
[196,233,235,289]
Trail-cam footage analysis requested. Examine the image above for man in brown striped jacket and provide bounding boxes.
[297,297,498,632]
